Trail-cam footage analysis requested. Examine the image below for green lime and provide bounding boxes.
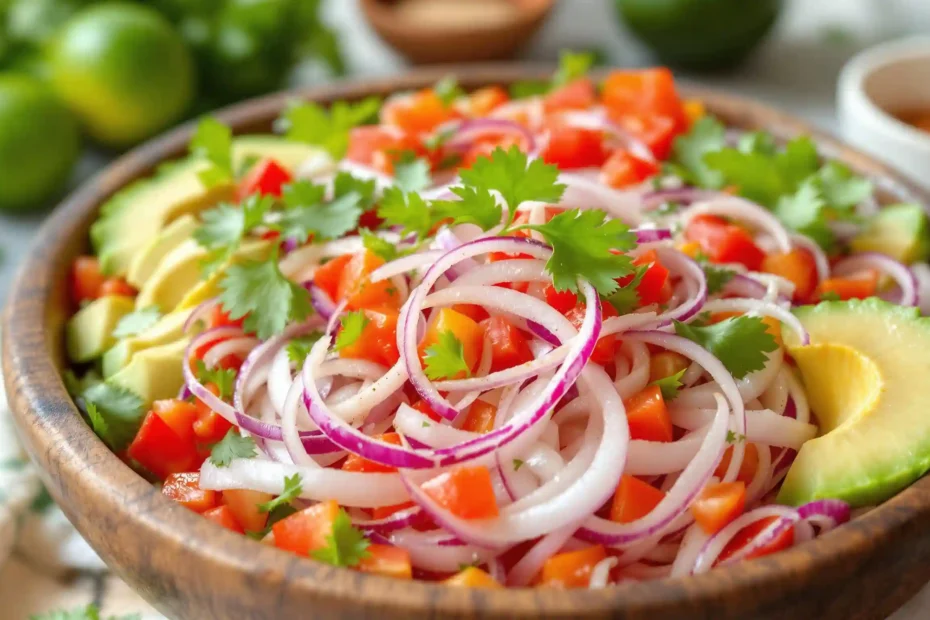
[0,75,80,212]
[49,2,195,148]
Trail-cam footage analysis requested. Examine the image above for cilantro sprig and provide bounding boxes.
[674,315,778,379]
[258,474,303,513]
[194,195,275,275]
[287,331,324,365]
[276,180,363,243]
[112,305,161,339]
[190,116,233,187]
[651,368,686,400]
[310,508,371,567]
[424,331,471,380]
[80,382,145,451]
[605,265,646,314]
[279,97,381,158]
[510,50,598,98]
[209,430,257,467]
[195,360,237,400]
[334,311,369,351]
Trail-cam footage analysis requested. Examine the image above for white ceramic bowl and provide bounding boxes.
[838,37,930,188]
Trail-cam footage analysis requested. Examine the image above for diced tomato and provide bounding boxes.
[444,566,502,588]
[610,475,665,523]
[382,89,459,135]
[761,248,819,302]
[236,158,292,201]
[685,214,765,271]
[71,256,107,304]
[616,249,672,306]
[543,78,596,113]
[208,305,245,330]
[692,482,746,535]
[337,250,401,310]
[616,113,679,160]
[815,270,878,301]
[339,307,401,367]
[467,86,509,117]
[461,133,524,169]
[203,505,245,534]
[601,68,687,133]
[452,304,491,323]
[343,433,402,473]
[715,443,759,486]
[601,150,660,188]
[541,126,608,169]
[488,228,534,263]
[421,466,499,520]
[222,488,273,533]
[480,316,534,372]
[356,543,413,579]
[648,351,689,383]
[273,499,340,555]
[717,516,794,563]
[347,126,419,175]
[418,308,484,376]
[152,399,198,443]
[99,278,137,298]
[371,501,416,520]
[313,254,353,302]
[128,411,199,480]
[410,398,442,423]
[162,472,218,513]
[539,545,607,588]
[564,302,619,365]
[544,283,578,314]
[461,400,497,434]
[192,384,234,443]
[624,385,673,442]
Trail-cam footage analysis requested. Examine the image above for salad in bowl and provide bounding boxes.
[62,53,930,589]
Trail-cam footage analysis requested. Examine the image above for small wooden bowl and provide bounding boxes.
[360,0,556,64]
[6,66,930,620]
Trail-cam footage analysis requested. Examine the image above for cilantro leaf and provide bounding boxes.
[258,474,303,513]
[459,146,565,224]
[280,97,381,158]
[360,228,399,261]
[85,402,108,443]
[310,508,371,567]
[112,305,161,338]
[820,290,841,301]
[605,265,646,314]
[552,50,596,87]
[651,368,687,401]
[278,180,362,243]
[817,161,873,212]
[194,195,275,252]
[434,75,465,106]
[774,177,834,250]
[702,263,736,294]
[334,311,369,351]
[333,172,377,208]
[209,430,257,467]
[82,382,145,451]
[219,252,313,339]
[670,116,727,188]
[393,158,432,192]
[423,330,471,380]
[377,186,433,240]
[674,315,778,379]
[194,359,237,400]
[190,116,233,187]
[246,504,298,540]
[738,131,777,155]
[521,209,636,295]
[432,186,503,231]
[287,331,324,366]
[509,79,550,99]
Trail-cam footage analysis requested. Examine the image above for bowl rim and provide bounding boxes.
[838,36,930,151]
[6,64,930,618]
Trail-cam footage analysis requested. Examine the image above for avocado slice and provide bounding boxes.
[109,338,188,406]
[102,309,191,378]
[232,135,331,175]
[126,214,199,289]
[850,203,930,264]
[66,295,135,363]
[176,239,274,310]
[779,298,930,507]
[92,158,235,277]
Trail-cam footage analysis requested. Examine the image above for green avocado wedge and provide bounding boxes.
[850,203,930,264]
[66,295,135,363]
[779,298,930,507]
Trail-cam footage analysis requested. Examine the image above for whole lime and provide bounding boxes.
[0,75,80,211]
[48,3,195,148]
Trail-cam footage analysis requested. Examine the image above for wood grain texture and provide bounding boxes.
[5,65,930,620]
[359,0,555,64]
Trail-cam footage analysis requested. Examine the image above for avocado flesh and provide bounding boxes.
[126,214,199,289]
[778,298,930,507]
[850,203,930,264]
[92,158,235,277]
[66,295,135,363]
[102,309,191,378]
[109,338,188,406]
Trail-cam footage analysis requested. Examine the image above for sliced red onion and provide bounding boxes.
[353,505,424,534]
[526,320,560,346]
[833,252,918,306]
[304,282,336,320]
[559,109,655,162]
[642,188,725,210]
[182,298,219,333]
[557,172,646,225]
[650,247,707,324]
[183,326,247,424]
[633,227,673,243]
[791,234,831,283]
[443,118,535,154]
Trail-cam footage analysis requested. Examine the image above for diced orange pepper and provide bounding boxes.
[624,384,673,442]
[337,250,401,310]
[648,351,690,383]
[356,543,413,579]
[461,400,497,434]
[815,270,878,301]
[761,248,819,303]
[479,316,534,373]
[223,488,274,533]
[468,86,509,117]
[610,475,665,523]
[539,545,607,588]
[691,482,746,534]
[383,89,459,135]
[273,500,340,556]
[342,433,402,473]
[339,307,401,367]
[162,472,217,513]
[418,308,485,377]
[715,443,759,485]
[313,254,353,301]
[444,566,502,588]
[421,466,499,520]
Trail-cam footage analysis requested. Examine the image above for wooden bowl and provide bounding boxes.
[359,0,556,65]
[5,66,930,620]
